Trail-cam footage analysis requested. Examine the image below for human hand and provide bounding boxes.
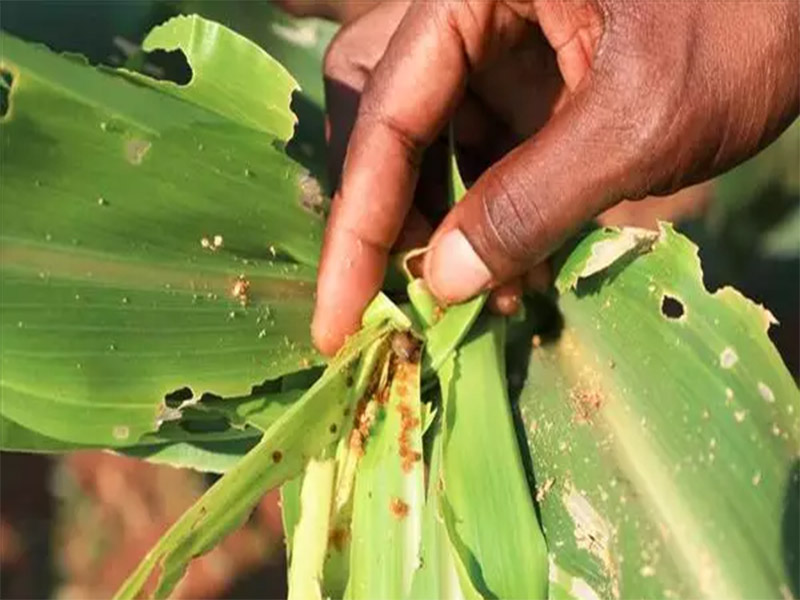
[295,0,798,355]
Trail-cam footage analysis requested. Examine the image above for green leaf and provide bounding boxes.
[424,298,485,374]
[115,320,390,600]
[318,334,397,598]
[281,473,304,558]
[409,417,473,600]
[441,316,548,599]
[198,388,303,432]
[346,354,425,599]
[179,2,335,109]
[520,223,800,599]
[555,227,658,293]
[0,414,84,452]
[118,438,258,474]
[136,15,298,142]
[0,18,326,447]
[288,456,337,600]
[175,3,337,187]
[1,402,262,473]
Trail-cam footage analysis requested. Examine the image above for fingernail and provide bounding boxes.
[425,228,492,302]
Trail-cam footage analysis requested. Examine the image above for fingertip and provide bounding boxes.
[312,224,388,356]
[311,309,350,357]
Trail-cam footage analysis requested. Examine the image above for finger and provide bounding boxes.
[488,280,523,316]
[313,2,528,354]
[323,1,409,188]
[422,72,651,304]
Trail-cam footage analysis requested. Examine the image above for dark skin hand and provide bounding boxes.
[283,0,799,356]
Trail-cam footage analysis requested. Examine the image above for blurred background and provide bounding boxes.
[0,1,797,598]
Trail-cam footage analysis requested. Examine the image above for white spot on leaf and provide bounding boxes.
[579,228,658,282]
[564,486,615,578]
[124,138,151,165]
[719,347,738,369]
[758,382,775,403]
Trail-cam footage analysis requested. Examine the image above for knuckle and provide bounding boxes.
[323,26,368,87]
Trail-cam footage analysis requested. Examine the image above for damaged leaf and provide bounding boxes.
[346,348,425,599]
[136,15,299,143]
[520,223,800,599]
[556,227,659,293]
[0,17,326,446]
[115,319,390,600]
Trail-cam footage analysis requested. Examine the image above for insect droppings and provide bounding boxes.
[231,276,250,305]
[390,497,409,519]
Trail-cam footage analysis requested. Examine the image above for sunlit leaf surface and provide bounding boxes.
[520,224,800,599]
[0,16,326,446]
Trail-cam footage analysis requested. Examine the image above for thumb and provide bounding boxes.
[423,82,645,304]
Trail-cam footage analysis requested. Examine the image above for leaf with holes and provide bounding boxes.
[115,319,391,600]
[0,15,327,447]
[519,223,800,599]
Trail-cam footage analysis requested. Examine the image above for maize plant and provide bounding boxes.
[1,14,797,600]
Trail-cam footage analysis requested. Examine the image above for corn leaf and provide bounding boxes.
[115,321,389,599]
[408,415,474,600]
[346,354,425,599]
[441,316,548,599]
[288,456,337,600]
[0,16,326,447]
[520,223,800,599]
[320,334,396,598]
[0,414,84,451]
[119,438,258,473]
[281,473,304,558]
[179,1,336,185]
[135,15,298,142]
[197,388,304,432]
[0,412,260,473]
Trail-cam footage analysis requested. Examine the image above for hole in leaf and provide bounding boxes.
[251,378,282,396]
[140,49,192,84]
[178,417,229,434]
[164,386,193,408]
[661,295,685,319]
[0,69,14,117]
